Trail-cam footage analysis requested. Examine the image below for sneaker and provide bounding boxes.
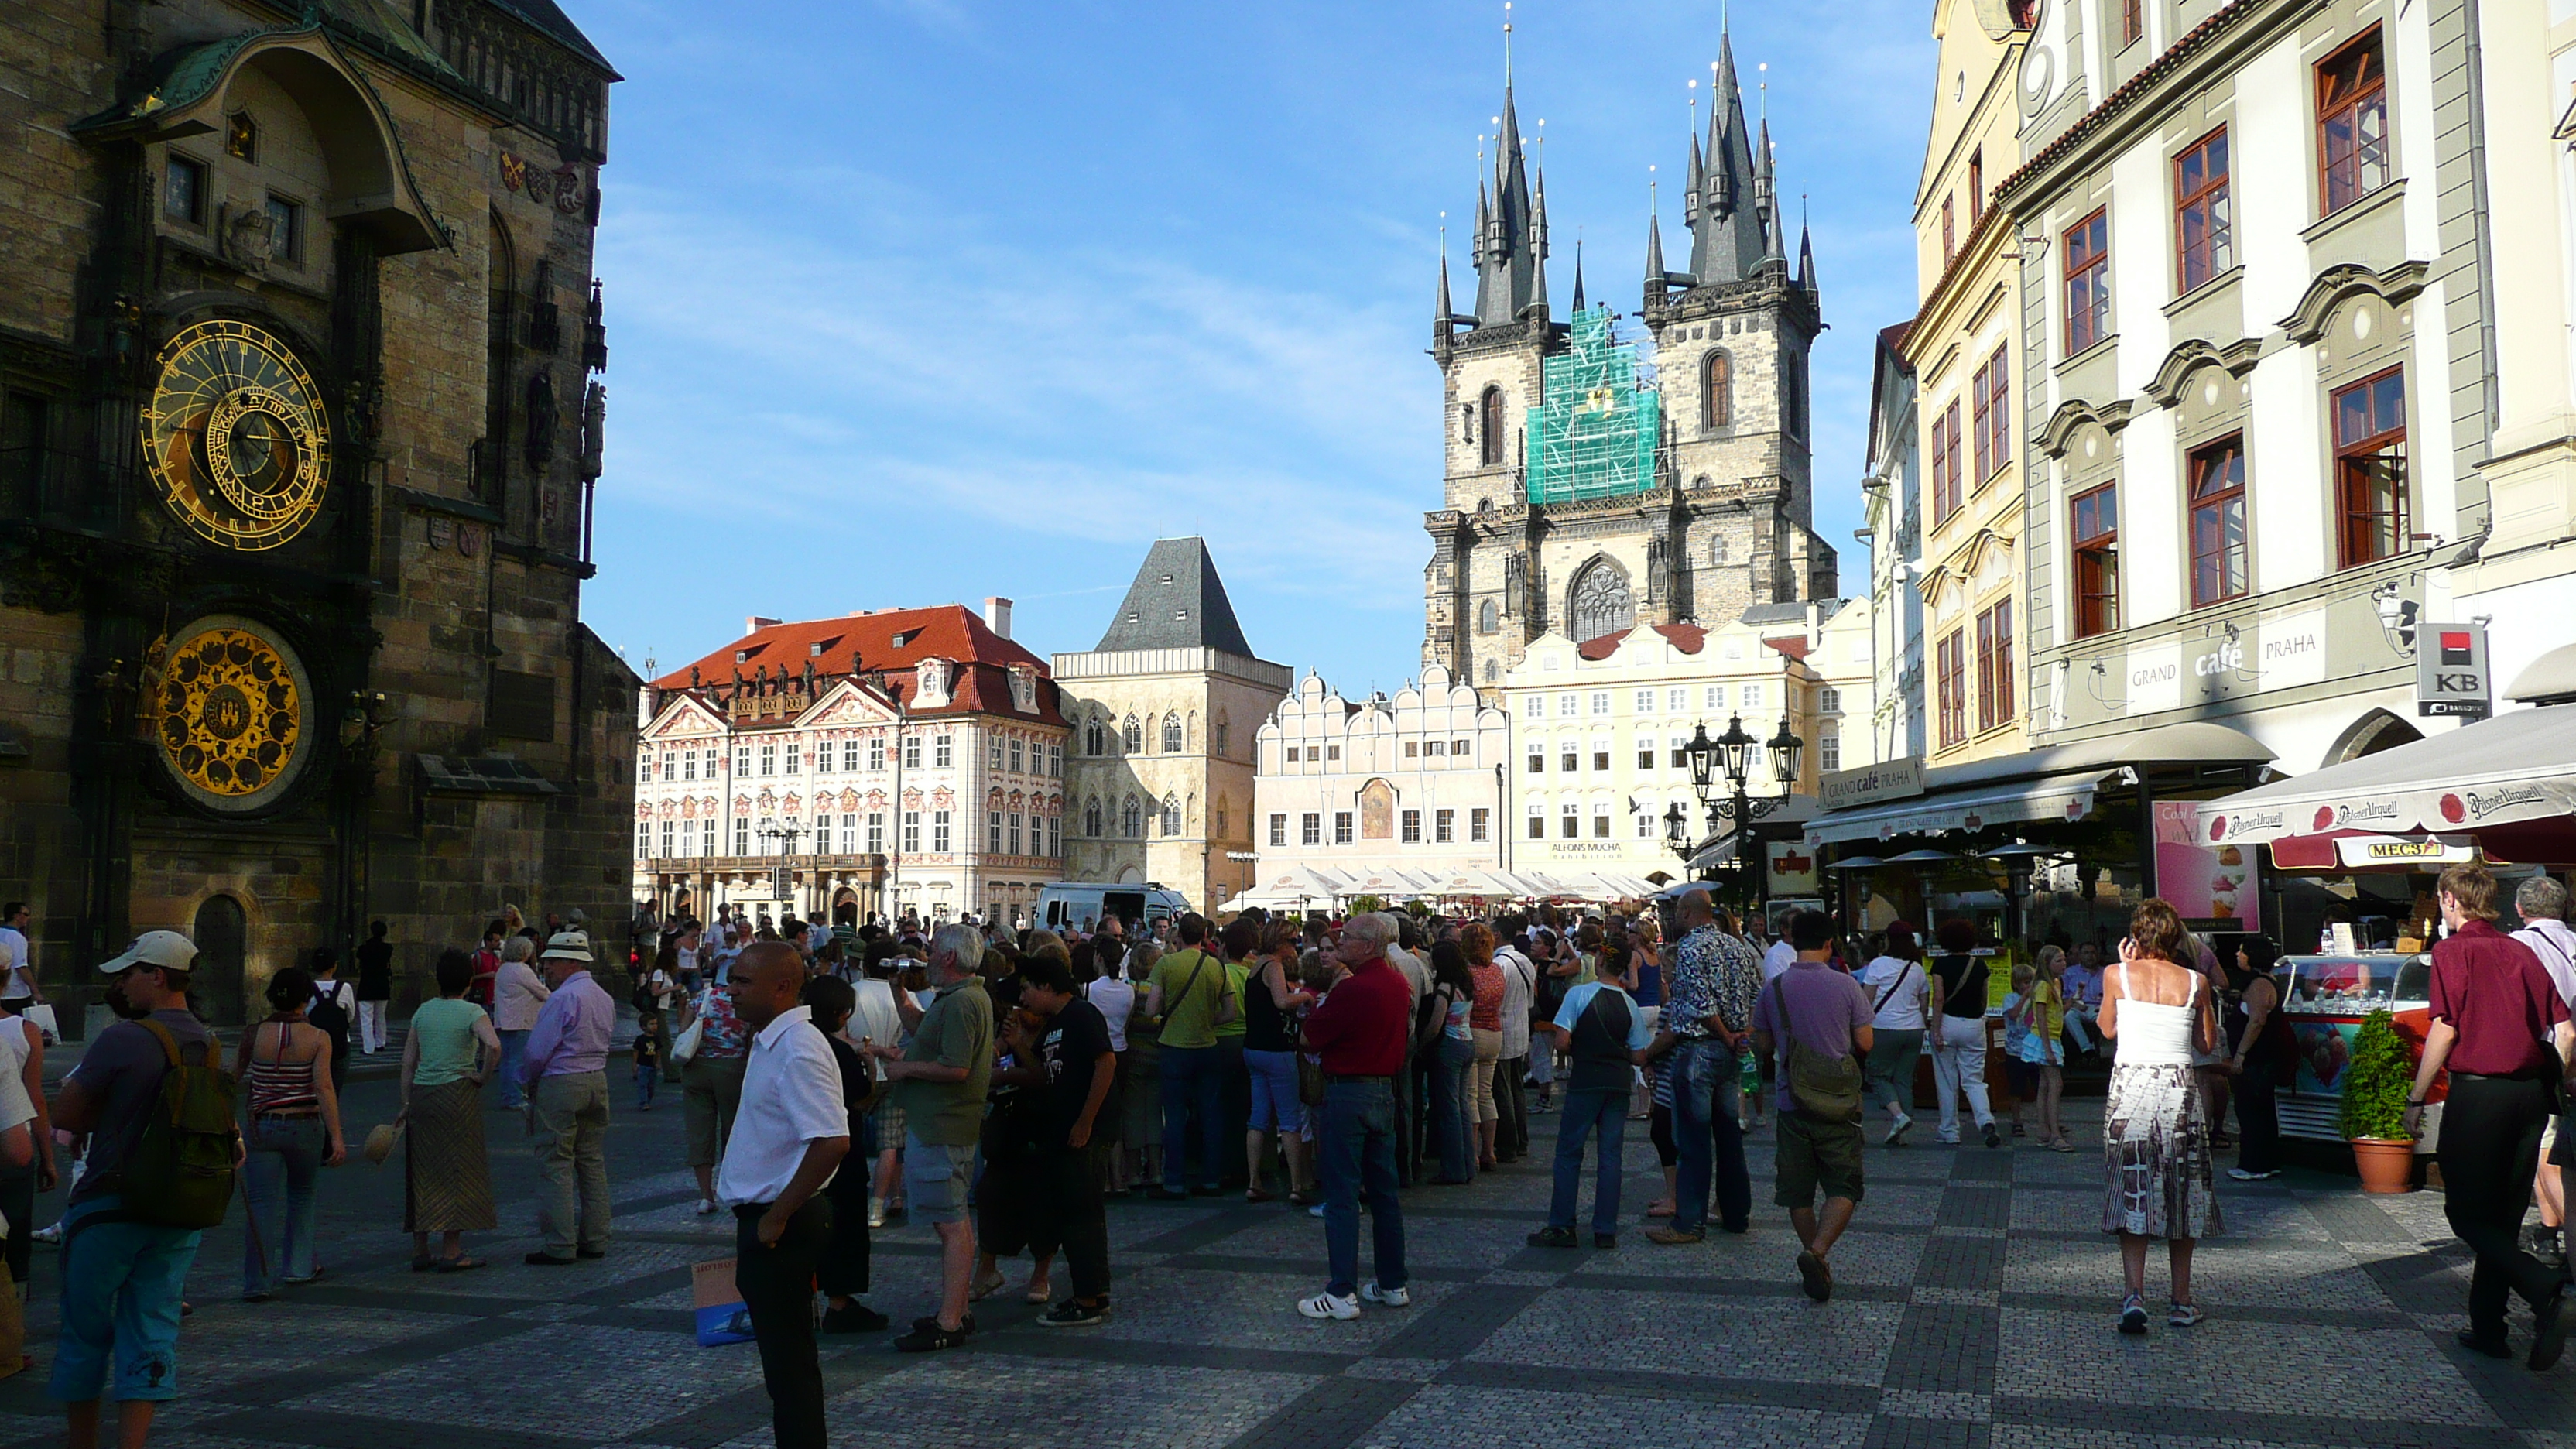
[2118,1293,2149,1335]
[867,1204,889,1229]
[31,1223,61,1245]
[1796,1250,1832,1303]
[1886,1114,1913,1147]
[2167,1303,2204,1327]
[820,1303,890,1334]
[892,1320,975,1352]
[694,1197,719,1216]
[1307,1203,1326,1219]
[2226,1166,2279,1182]
[1359,1282,1410,1307]
[1297,1290,1360,1321]
[1525,1226,1577,1248]
[1040,1298,1108,1327]
[1644,1227,1705,1246]
[1982,1123,2002,1149]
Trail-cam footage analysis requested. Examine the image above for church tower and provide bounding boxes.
[1423,27,1835,690]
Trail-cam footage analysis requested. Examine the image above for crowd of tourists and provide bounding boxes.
[0,858,2567,1449]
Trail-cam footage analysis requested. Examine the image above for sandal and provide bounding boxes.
[2047,1138,2078,1153]
[968,1270,1006,1303]
[436,1255,486,1273]
[1645,1200,1677,1218]
[1024,1285,1052,1305]
[1245,1188,1276,1204]
[1286,1190,1319,1207]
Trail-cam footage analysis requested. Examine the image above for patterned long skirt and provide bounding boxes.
[405,1078,498,1234]
[2101,1063,2221,1239]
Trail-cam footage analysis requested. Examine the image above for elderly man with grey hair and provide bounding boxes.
[2512,875,2576,1271]
[868,922,992,1351]
[1295,913,1413,1321]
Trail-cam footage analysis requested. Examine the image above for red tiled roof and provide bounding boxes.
[1991,2,2254,209]
[1576,622,1708,661]
[1764,635,1813,662]
[653,605,1043,690]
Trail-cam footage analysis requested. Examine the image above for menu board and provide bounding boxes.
[2153,800,2259,928]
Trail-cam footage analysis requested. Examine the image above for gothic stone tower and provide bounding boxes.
[1423,33,1836,689]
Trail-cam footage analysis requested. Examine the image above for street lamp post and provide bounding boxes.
[1665,713,1804,916]
[757,820,807,919]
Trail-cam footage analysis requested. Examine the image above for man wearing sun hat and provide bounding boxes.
[48,930,230,1449]
[518,930,616,1266]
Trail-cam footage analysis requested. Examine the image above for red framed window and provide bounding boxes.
[1971,356,1993,483]
[1968,151,1985,225]
[1942,196,1957,265]
[1975,601,2014,732]
[1703,352,1731,428]
[2188,435,2249,608]
[2318,30,2389,214]
[1479,386,1506,467]
[1936,630,1967,749]
[2334,367,2408,567]
[1930,399,1964,523]
[2175,127,2232,293]
[2064,209,2109,355]
[2071,482,2120,639]
[2121,0,2142,46]
[1982,344,2009,478]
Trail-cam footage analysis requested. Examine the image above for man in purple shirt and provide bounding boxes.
[520,931,615,1265]
[1751,909,1874,1304]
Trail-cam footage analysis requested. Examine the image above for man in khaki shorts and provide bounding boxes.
[868,923,992,1351]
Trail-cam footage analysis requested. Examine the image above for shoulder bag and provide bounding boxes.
[1761,975,1864,1124]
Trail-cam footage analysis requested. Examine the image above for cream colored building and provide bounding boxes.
[1494,603,1876,880]
[1057,539,1290,913]
[1907,0,2034,767]
[1249,666,1512,887]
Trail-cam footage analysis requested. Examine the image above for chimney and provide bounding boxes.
[984,596,1013,640]
[745,615,779,635]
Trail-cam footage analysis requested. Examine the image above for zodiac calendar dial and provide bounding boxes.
[139,320,332,551]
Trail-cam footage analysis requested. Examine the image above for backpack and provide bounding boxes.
[307,981,352,1065]
[1761,975,1864,1125]
[119,1019,240,1229]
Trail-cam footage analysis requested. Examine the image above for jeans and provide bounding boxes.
[1430,1035,1475,1180]
[1215,1036,1252,1180]
[635,1062,659,1110]
[2234,1059,2280,1175]
[1316,1080,1406,1299]
[1670,1038,1751,1234]
[496,1029,531,1108]
[242,1115,325,1294]
[1930,1016,1993,1139]
[2437,1074,2560,1336]
[734,1198,830,1449]
[49,1195,202,1404]
[1548,1088,1627,1235]
[532,1071,612,1257]
[1160,1045,1225,1191]
[1863,1029,1924,1118]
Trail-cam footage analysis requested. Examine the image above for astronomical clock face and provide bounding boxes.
[139,320,332,551]
[154,616,315,814]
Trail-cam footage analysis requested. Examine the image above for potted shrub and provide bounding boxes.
[2338,1008,2417,1194]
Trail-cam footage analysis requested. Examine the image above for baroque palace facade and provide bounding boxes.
[0,0,635,1023]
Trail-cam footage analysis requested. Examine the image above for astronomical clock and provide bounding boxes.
[139,320,333,552]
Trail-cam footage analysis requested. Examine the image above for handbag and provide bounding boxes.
[670,1011,706,1066]
[19,1004,57,1046]
[1296,1051,1327,1108]
[1762,975,1863,1124]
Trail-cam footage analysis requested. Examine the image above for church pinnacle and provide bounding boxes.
[1468,20,1547,330]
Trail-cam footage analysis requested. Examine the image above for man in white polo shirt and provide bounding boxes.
[718,942,849,1449]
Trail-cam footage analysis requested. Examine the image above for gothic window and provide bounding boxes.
[1213,714,1230,756]
[1702,352,1732,429]
[1121,714,1142,753]
[1482,660,1498,683]
[1479,386,1506,468]
[1120,794,1142,838]
[1160,714,1184,753]
[1477,600,1499,635]
[1160,793,1182,835]
[1083,796,1102,837]
[1084,714,1105,756]
[1568,560,1635,644]
[1711,536,1729,564]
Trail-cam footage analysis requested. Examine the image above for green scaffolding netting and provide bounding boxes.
[1525,307,1662,505]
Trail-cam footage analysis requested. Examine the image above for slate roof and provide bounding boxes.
[1092,538,1255,656]
[481,0,616,74]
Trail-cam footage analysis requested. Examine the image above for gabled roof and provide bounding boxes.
[478,0,617,75]
[1092,538,1255,656]
[653,604,1043,690]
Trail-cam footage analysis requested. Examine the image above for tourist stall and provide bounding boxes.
[2272,951,2441,1142]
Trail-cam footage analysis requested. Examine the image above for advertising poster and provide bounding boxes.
[2153,800,2258,928]
[1766,839,1821,897]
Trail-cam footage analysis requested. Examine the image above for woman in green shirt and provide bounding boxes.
[399,949,503,1271]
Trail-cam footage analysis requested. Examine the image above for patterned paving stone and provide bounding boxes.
[1357,1381,1875,1449]
[1468,1285,1906,1386]
[1993,1310,2507,1427]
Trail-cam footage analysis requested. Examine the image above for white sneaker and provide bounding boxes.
[1886,1114,1913,1147]
[1307,1204,1325,1219]
[867,1197,889,1228]
[1359,1282,1410,1307]
[31,1223,60,1245]
[2225,1167,2277,1182]
[1296,1290,1360,1321]
[694,1197,718,1216]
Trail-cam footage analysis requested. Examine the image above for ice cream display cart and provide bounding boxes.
[2273,952,2440,1142]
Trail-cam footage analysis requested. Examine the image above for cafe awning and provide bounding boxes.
[1804,722,2273,847]
[2193,705,2576,858]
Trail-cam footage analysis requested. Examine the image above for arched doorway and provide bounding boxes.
[193,894,248,1026]
[2323,708,2422,767]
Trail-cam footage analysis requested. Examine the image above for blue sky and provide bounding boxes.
[580,0,1935,693]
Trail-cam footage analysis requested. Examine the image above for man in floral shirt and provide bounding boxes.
[1646,889,1758,1245]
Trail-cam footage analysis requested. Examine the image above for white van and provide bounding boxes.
[1038,882,1191,935]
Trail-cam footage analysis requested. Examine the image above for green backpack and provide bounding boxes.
[120,1019,240,1230]
[1762,975,1865,1125]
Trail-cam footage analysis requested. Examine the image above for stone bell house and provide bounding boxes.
[635,601,1067,930]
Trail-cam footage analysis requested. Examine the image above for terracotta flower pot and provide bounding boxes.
[2350,1136,2416,1194]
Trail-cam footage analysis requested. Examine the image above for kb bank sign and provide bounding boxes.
[2414,623,2491,718]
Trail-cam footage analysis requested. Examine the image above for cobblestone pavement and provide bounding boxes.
[0,1080,2567,1449]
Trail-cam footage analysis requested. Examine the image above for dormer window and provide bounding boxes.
[890,629,920,648]
[734,649,751,664]
[1175,609,1189,621]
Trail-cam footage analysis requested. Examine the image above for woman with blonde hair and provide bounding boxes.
[2100,899,2223,1334]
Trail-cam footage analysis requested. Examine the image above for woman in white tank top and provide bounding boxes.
[2098,899,2223,1335]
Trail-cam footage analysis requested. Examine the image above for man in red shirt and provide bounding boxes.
[1296,913,1410,1322]
[2405,865,2574,1371]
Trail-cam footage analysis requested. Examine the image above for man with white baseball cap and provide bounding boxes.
[517,931,615,1264]
[50,930,227,1449]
